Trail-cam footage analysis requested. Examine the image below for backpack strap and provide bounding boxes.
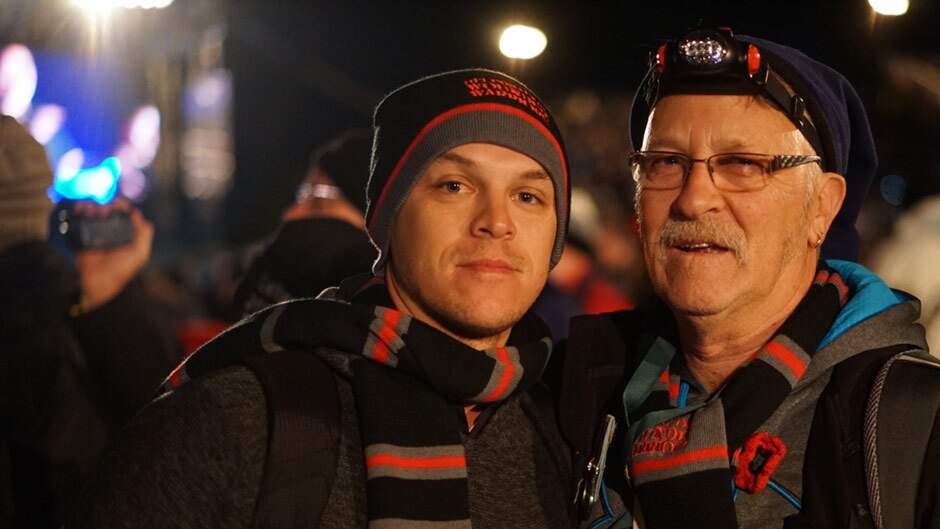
[241,349,341,529]
[864,349,940,529]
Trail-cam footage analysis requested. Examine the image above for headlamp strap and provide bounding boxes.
[758,67,826,163]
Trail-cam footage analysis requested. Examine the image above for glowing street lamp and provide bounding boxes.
[499,25,547,60]
[869,0,909,16]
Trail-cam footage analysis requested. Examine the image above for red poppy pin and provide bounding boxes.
[734,432,787,493]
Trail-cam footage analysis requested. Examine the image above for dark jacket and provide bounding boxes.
[560,261,939,529]
[1,241,179,528]
[67,288,573,529]
[232,218,376,317]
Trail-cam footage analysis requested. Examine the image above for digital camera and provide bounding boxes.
[53,201,134,250]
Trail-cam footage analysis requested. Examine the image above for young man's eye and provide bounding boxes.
[516,192,540,204]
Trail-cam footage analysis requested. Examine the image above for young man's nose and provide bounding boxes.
[471,192,516,239]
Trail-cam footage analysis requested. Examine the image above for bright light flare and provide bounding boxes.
[29,105,67,144]
[127,105,161,157]
[72,0,117,14]
[869,0,909,15]
[0,44,38,120]
[499,25,547,60]
[72,0,174,11]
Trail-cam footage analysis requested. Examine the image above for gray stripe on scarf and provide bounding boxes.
[362,307,406,367]
[367,466,469,480]
[471,345,524,402]
[366,443,465,458]
[758,335,810,388]
[260,304,287,353]
[393,309,412,336]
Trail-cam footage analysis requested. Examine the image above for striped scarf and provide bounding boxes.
[163,278,553,528]
[622,265,848,528]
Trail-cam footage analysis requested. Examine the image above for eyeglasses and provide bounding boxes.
[295,182,342,203]
[629,151,822,191]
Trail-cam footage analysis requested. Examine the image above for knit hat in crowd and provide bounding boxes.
[308,129,372,213]
[630,28,877,262]
[0,115,54,249]
[365,68,570,274]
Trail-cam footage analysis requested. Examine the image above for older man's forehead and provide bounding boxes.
[644,95,812,153]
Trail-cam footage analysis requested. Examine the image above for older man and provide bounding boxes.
[68,69,573,529]
[561,28,939,529]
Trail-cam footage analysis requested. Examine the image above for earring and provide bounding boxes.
[813,234,825,248]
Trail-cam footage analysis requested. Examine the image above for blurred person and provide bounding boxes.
[232,129,376,317]
[869,194,940,352]
[559,28,940,529]
[179,131,375,355]
[0,115,175,528]
[68,69,574,529]
[533,187,633,340]
[547,187,634,315]
[64,199,181,421]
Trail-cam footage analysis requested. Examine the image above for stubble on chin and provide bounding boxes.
[428,299,525,342]
[392,266,527,344]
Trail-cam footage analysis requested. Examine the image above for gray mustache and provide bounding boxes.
[657,219,747,264]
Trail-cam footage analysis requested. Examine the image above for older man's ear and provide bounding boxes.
[809,172,846,249]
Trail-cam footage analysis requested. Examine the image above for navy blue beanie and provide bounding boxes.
[631,30,877,262]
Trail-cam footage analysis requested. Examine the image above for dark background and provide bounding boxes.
[222,0,940,243]
[3,0,939,248]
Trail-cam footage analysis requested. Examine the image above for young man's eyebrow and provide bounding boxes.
[521,170,551,181]
[435,151,476,168]
[435,152,550,181]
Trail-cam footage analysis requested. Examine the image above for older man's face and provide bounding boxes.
[387,143,556,341]
[636,94,821,320]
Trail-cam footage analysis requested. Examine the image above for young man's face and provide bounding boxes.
[386,143,556,344]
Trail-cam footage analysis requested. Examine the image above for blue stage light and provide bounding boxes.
[53,156,121,204]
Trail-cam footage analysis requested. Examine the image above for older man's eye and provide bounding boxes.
[442,182,463,193]
[715,155,772,176]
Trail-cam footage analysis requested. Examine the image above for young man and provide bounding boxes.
[68,69,574,529]
[561,28,939,529]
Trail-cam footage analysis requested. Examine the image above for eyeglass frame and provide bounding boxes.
[629,150,822,191]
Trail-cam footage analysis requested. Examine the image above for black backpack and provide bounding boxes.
[792,347,940,529]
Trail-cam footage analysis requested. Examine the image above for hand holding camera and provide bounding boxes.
[68,199,154,313]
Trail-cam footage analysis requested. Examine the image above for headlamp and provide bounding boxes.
[654,28,763,82]
[632,27,828,169]
[678,37,728,66]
